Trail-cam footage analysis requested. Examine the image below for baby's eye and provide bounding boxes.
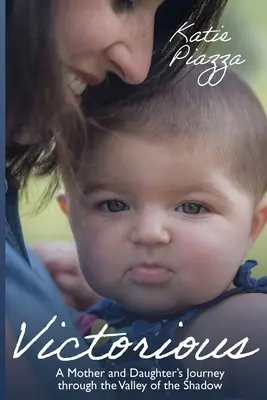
[175,203,209,215]
[100,200,130,213]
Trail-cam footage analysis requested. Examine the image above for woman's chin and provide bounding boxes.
[12,131,41,146]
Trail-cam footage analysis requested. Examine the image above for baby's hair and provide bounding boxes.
[77,64,267,201]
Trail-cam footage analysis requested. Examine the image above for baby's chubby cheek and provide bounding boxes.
[175,225,249,289]
[72,229,123,293]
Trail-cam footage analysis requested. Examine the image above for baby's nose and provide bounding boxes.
[130,213,171,246]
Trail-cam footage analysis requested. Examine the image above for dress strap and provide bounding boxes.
[180,260,267,323]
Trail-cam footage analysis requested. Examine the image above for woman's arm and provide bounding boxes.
[31,241,100,310]
[6,322,48,400]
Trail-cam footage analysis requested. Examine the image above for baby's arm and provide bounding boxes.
[176,293,267,399]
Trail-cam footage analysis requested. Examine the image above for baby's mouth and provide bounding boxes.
[129,263,172,285]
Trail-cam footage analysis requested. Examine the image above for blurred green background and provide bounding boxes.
[20,0,267,277]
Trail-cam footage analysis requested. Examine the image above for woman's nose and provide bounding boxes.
[106,23,154,84]
[130,212,172,246]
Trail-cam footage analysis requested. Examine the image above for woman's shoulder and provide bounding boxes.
[5,241,78,331]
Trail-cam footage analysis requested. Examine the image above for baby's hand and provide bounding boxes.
[31,241,99,311]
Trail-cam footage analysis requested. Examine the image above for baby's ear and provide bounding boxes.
[264,203,267,224]
[57,193,68,215]
[250,195,267,242]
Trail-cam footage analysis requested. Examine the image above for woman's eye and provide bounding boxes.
[99,200,129,213]
[175,203,209,215]
[113,0,136,12]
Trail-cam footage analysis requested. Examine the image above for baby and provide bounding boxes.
[58,64,267,399]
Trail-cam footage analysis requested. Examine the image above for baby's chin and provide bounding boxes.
[98,283,187,316]
[118,296,184,317]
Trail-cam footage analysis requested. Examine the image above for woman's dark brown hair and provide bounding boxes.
[6,0,228,193]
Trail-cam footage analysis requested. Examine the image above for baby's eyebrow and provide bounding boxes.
[83,179,130,195]
[83,182,113,194]
[178,183,231,203]
[82,179,231,203]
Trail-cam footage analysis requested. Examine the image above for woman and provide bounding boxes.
[6,1,227,399]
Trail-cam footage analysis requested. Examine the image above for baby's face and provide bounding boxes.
[67,133,259,315]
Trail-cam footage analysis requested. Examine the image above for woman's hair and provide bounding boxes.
[6,0,228,194]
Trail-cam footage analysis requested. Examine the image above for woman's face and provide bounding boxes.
[56,0,164,101]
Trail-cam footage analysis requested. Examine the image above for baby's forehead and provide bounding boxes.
[85,128,227,173]
[80,136,240,201]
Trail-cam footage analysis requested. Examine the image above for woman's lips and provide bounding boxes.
[129,263,171,285]
[65,68,104,104]
[71,68,104,87]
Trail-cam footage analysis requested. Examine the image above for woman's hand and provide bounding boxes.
[31,241,99,311]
